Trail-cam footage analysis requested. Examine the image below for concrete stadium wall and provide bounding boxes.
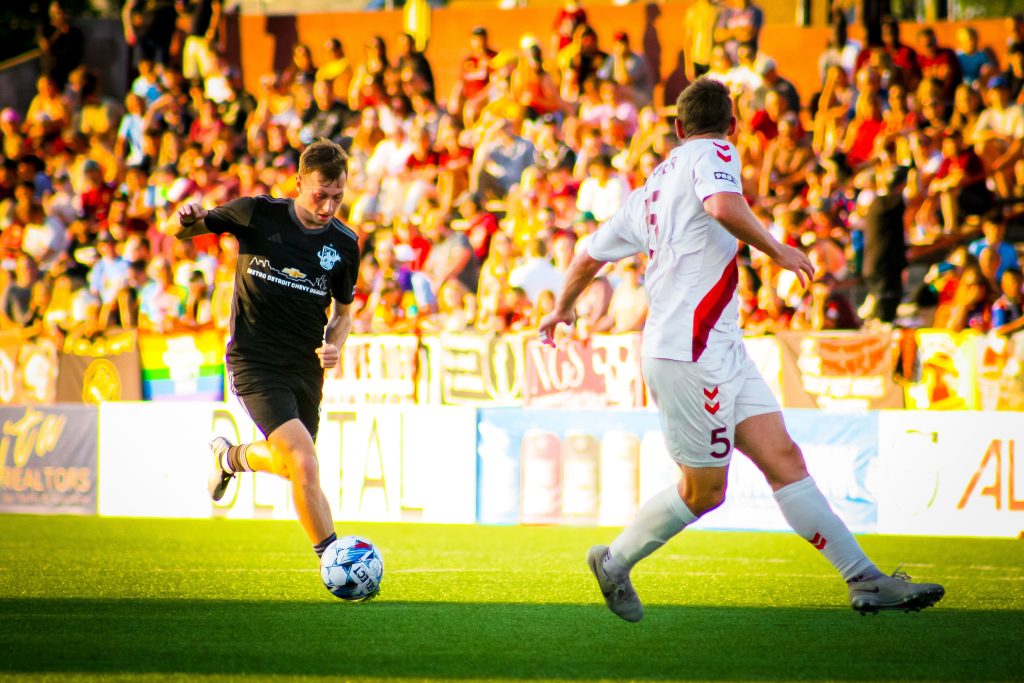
[235,5,1010,113]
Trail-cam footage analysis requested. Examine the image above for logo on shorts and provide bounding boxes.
[714,171,737,185]
[317,245,341,270]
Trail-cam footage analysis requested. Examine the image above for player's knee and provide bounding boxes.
[679,478,727,515]
[762,440,809,488]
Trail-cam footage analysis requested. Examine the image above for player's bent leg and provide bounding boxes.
[591,466,725,622]
[735,411,945,611]
[267,419,336,549]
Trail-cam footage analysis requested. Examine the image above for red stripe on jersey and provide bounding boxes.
[691,257,739,361]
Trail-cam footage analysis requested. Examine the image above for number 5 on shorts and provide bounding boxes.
[710,427,731,458]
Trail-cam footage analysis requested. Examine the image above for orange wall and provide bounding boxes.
[238,6,1011,112]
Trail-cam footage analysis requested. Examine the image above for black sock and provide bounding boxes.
[226,444,252,473]
[314,532,337,559]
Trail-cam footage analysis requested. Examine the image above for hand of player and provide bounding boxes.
[316,342,340,369]
[537,309,576,348]
[773,244,815,288]
[177,202,208,227]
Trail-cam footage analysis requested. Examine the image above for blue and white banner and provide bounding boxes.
[476,408,879,533]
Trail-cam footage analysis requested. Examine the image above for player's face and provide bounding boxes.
[296,171,345,227]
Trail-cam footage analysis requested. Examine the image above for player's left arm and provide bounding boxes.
[318,299,352,369]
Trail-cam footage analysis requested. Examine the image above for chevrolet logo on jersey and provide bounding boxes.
[282,267,307,280]
[318,245,341,270]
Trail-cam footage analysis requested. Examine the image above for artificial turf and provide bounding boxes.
[0,515,1021,682]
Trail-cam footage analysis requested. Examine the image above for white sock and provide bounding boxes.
[607,484,697,578]
[773,476,877,582]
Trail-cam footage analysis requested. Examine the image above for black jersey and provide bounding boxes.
[186,195,359,376]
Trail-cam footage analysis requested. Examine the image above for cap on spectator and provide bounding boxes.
[83,159,101,173]
[471,26,487,37]
[987,75,1009,90]
[574,211,597,224]
[613,31,629,42]
[0,108,20,124]
[757,57,777,75]
[394,244,416,263]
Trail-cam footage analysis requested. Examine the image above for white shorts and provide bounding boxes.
[643,345,780,468]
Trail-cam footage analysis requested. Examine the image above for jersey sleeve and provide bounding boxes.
[586,186,646,262]
[203,196,257,235]
[692,144,744,202]
[330,235,361,304]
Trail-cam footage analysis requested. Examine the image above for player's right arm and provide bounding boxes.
[170,197,256,240]
[704,191,814,287]
[539,188,645,346]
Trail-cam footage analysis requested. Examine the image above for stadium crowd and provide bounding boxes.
[2,0,1024,345]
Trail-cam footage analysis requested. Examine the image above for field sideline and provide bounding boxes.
[1,516,1022,682]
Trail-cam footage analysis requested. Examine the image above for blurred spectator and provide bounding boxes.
[123,0,178,68]
[969,220,1020,280]
[38,2,84,90]
[597,31,653,108]
[991,268,1024,335]
[916,28,962,108]
[598,258,647,332]
[317,38,354,104]
[969,77,1024,200]
[714,0,763,62]
[576,153,629,222]
[449,28,495,122]
[926,129,991,234]
[181,0,222,81]
[1,254,40,329]
[509,237,562,304]
[956,26,994,86]
[861,166,909,324]
[472,120,534,200]
[552,0,588,53]
[684,0,720,79]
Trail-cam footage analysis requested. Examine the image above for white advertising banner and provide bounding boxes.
[877,411,1024,537]
[98,403,478,524]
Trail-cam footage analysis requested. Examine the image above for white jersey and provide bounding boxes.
[587,138,743,363]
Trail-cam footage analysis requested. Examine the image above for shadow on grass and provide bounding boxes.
[0,599,1019,680]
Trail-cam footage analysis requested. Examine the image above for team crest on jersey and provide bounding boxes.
[317,245,341,270]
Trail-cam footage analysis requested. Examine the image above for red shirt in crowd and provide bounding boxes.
[461,50,496,99]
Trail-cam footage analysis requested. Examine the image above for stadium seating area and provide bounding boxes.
[2,1,1024,347]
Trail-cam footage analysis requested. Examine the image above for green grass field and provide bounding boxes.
[1,516,1022,682]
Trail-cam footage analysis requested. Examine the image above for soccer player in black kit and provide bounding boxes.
[170,139,359,564]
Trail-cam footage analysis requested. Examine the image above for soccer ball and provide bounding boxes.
[320,535,384,601]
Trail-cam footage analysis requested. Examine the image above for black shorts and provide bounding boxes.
[229,369,324,441]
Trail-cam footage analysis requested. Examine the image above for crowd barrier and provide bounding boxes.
[3,328,1024,411]
[2,402,1020,537]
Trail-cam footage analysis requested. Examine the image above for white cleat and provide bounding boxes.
[586,545,644,623]
[208,437,235,502]
[849,568,945,615]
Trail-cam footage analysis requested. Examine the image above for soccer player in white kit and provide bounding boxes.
[538,78,944,621]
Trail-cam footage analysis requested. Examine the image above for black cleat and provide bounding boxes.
[208,437,235,502]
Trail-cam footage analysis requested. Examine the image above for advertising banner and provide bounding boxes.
[476,408,879,533]
[522,333,645,408]
[425,333,524,405]
[877,411,1024,537]
[97,403,477,524]
[56,330,142,403]
[139,331,225,401]
[322,334,423,404]
[699,410,880,533]
[902,329,981,410]
[976,333,1024,411]
[777,331,904,410]
[476,408,665,526]
[0,332,58,405]
[0,405,97,514]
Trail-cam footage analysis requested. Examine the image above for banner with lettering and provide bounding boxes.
[424,333,524,405]
[139,331,226,401]
[0,405,98,514]
[877,411,1024,537]
[55,330,143,403]
[323,335,423,404]
[777,331,905,410]
[977,333,1024,411]
[522,333,645,408]
[901,330,981,410]
[0,332,58,405]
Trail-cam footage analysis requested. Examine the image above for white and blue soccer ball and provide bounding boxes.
[320,535,384,601]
